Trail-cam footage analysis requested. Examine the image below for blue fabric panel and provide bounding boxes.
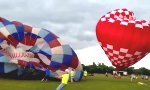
[74,70,83,81]
[12,33,20,41]
[31,33,38,39]
[17,67,24,76]
[40,44,52,55]
[5,24,17,34]
[51,54,64,63]
[0,62,4,73]
[44,34,56,42]
[4,63,18,73]
[2,19,11,26]
[0,38,4,43]
[0,53,3,57]
[50,61,61,69]
[0,22,4,28]
[62,55,72,66]
[26,62,35,69]
[15,24,24,41]
[62,45,73,55]
[79,71,83,81]
[39,50,52,58]
[0,55,9,62]
[45,69,50,76]
[29,45,40,53]
[71,48,77,56]
[49,32,58,38]
[38,29,49,38]
[49,71,58,77]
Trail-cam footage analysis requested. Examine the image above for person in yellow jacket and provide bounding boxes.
[56,69,69,90]
[70,69,75,83]
[84,70,88,80]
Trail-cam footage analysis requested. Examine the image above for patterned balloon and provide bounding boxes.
[96,8,150,71]
[0,17,83,81]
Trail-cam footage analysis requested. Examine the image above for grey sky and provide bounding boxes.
[0,0,150,50]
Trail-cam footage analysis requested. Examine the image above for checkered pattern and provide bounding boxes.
[0,17,83,75]
[100,8,150,29]
[102,43,148,68]
[96,8,150,70]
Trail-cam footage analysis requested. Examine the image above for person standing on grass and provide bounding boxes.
[70,69,75,83]
[84,70,88,80]
[56,69,69,90]
[105,72,108,77]
[41,68,51,82]
[130,74,135,82]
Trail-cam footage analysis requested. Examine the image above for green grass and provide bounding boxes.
[0,74,150,90]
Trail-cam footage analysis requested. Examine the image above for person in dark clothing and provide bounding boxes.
[41,68,51,82]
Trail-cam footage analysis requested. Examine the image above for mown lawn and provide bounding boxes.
[0,74,150,90]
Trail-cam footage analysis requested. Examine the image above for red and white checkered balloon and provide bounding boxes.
[96,8,150,70]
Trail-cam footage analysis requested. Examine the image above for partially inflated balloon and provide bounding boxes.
[0,17,83,81]
[96,8,150,70]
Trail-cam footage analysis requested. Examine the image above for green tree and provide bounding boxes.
[125,67,134,74]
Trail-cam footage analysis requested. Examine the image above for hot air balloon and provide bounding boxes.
[0,17,83,81]
[96,8,150,71]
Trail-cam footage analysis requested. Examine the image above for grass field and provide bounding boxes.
[0,74,150,90]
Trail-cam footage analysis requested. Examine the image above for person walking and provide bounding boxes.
[56,69,69,90]
[70,69,75,83]
[105,72,108,77]
[130,74,135,82]
[84,70,88,80]
[41,68,51,82]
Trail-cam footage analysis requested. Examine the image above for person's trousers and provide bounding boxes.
[71,77,74,82]
[56,83,66,90]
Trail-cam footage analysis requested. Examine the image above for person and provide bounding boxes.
[117,73,121,78]
[70,69,75,83]
[83,70,88,80]
[105,72,108,77]
[130,74,136,82]
[41,68,51,82]
[113,71,118,78]
[56,69,69,90]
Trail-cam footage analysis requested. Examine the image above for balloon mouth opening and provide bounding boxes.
[0,46,34,60]
[0,41,36,66]
[115,67,126,71]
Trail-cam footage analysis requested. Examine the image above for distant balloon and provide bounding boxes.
[0,17,83,81]
[96,8,150,70]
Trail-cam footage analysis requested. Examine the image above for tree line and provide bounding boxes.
[82,62,150,76]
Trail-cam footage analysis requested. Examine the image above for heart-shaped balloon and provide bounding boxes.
[96,8,150,70]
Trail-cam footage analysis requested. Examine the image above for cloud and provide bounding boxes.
[76,45,112,66]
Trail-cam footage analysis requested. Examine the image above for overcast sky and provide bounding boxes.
[0,0,150,69]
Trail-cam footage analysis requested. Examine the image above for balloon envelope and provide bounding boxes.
[96,8,150,70]
[0,17,83,81]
